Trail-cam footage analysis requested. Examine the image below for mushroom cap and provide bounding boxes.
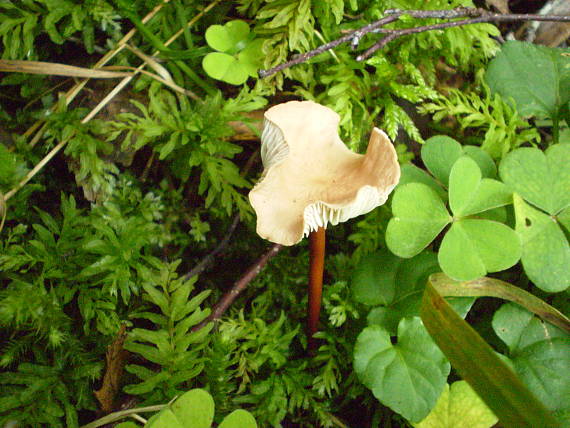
[248,100,400,246]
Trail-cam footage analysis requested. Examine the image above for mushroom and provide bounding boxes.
[249,100,400,350]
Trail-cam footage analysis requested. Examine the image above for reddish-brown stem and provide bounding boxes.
[307,227,326,352]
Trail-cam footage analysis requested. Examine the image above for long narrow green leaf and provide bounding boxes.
[429,273,570,333]
[420,281,560,428]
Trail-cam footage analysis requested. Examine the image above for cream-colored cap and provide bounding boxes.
[249,100,400,246]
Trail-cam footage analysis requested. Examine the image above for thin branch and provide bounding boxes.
[193,243,282,331]
[259,7,570,78]
[182,214,240,281]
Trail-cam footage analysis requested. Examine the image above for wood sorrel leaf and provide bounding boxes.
[485,41,570,120]
[171,389,214,428]
[354,318,450,423]
[218,409,257,428]
[438,219,521,281]
[449,157,511,217]
[493,303,570,425]
[398,164,447,201]
[421,136,463,186]
[412,381,498,428]
[499,144,570,215]
[202,53,249,85]
[513,194,570,292]
[386,183,451,258]
[421,136,496,187]
[205,20,250,52]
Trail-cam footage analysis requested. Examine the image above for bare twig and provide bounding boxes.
[193,243,282,331]
[259,7,570,78]
[183,214,240,281]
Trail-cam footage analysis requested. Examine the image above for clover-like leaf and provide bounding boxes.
[238,39,264,77]
[449,157,511,217]
[170,389,214,428]
[559,207,570,233]
[354,318,450,423]
[398,164,447,200]
[438,219,521,281]
[386,183,451,258]
[205,20,250,53]
[421,136,496,186]
[202,53,249,85]
[513,194,570,292]
[218,409,257,428]
[413,381,498,428]
[493,303,570,425]
[485,41,570,120]
[421,136,463,186]
[500,144,570,215]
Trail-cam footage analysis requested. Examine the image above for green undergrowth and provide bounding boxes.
[1,0,569,427]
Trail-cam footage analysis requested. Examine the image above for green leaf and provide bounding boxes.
[513,194,570,292]
[205,20,250,53]
[438,219,521,280]
[398,164,447,201]
[429,273,570,334]
[421,281,561,428]
[485,41,570,120]
[218,409,258,428]
[421,136,463,186]
[386,183,451,258]
[499,144,570,215]
[413,381,498,428]
[493,303,570,424]
[558,207,570,233]
[448,157,511,217]
[420,137,496,187]
[146,408,185,428]
[238,39,264,77]
[202,53,249,85]
[351,249,402,306]
[463,146,497,179]
[170,389,215,428]
[354,318,450,423]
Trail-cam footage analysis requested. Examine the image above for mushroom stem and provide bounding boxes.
[307,226,326,352]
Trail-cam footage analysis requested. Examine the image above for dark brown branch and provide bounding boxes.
[182,214,240,281]
[193,243,282,331]
[258,7,570,78]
